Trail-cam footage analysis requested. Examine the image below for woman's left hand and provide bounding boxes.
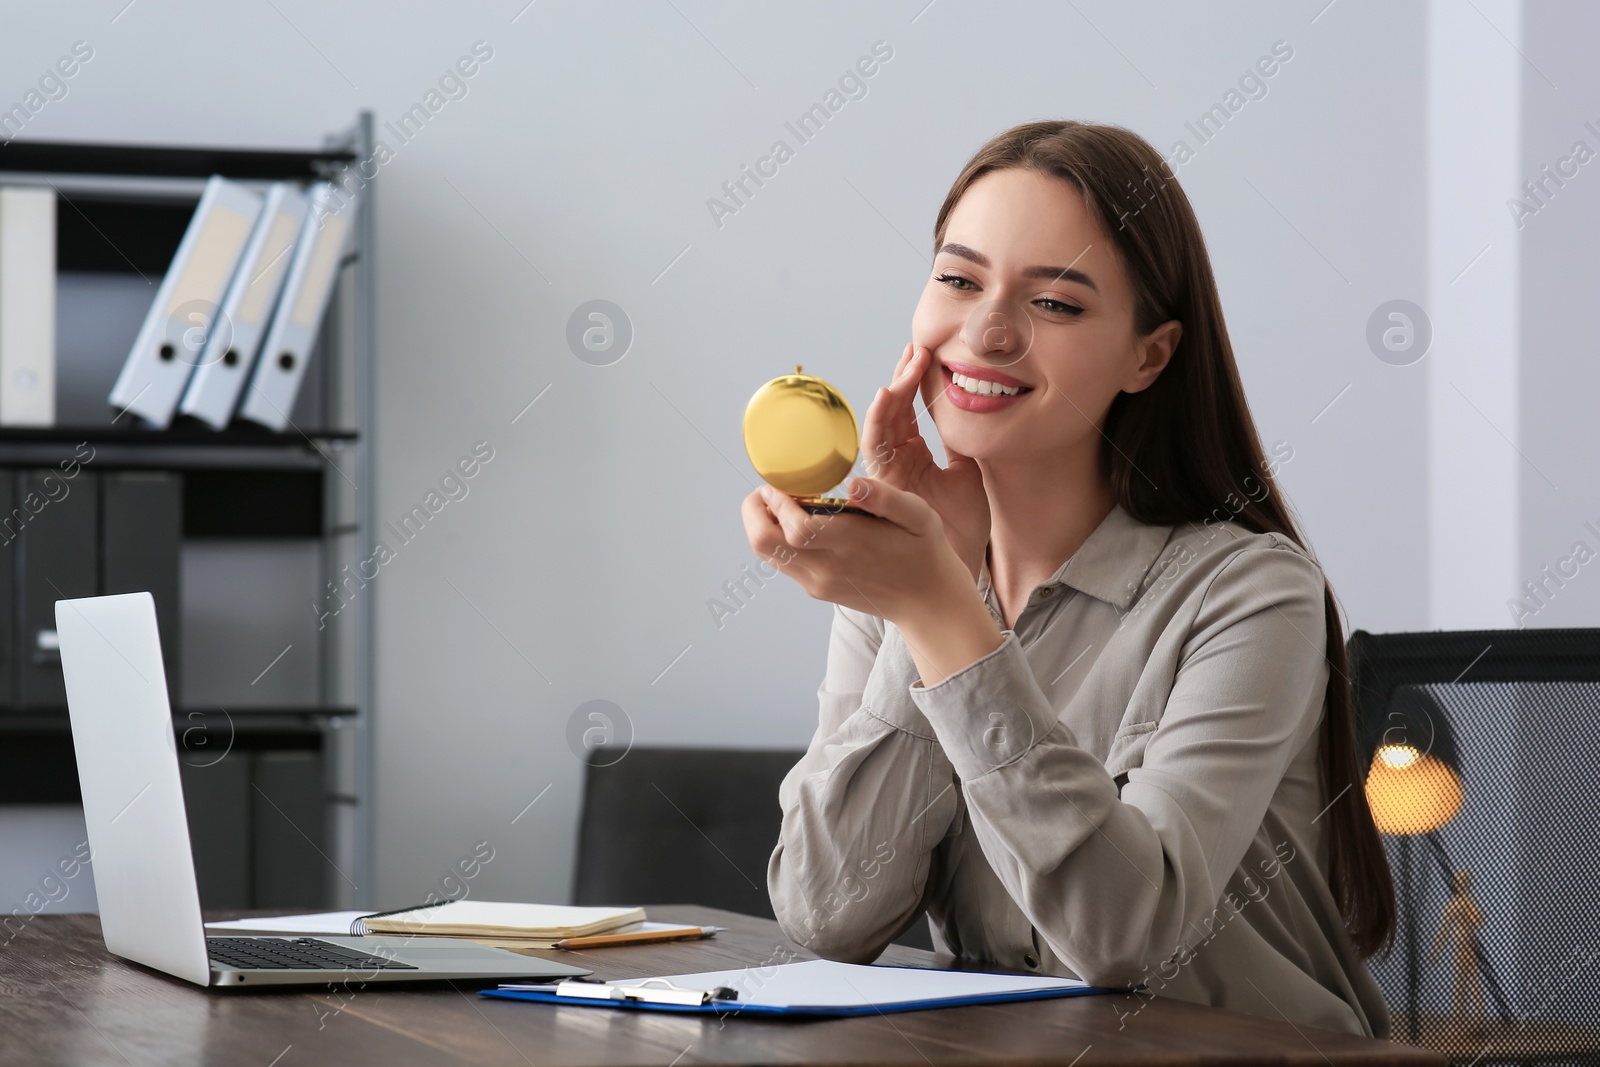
[742,477,1006,685]
[741,476,974,626]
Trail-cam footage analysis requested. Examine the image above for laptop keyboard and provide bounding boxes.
[208,937,418,971]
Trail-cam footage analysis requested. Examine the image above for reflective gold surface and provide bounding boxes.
[743,366,859,501]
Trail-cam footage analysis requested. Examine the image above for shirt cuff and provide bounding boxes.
[859,622,939,741]
[908,630,1061,780]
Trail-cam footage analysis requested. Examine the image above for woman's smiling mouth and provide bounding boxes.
[940,360,1034,413]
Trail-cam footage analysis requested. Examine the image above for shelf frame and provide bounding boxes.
[0,113,377,911]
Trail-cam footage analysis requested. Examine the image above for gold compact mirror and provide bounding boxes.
[743,366,866,515]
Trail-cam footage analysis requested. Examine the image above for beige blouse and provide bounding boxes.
[767,501,1390,1038]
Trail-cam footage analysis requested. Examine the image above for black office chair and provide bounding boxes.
[572,746,935,950]
[1348,628,1600,1066]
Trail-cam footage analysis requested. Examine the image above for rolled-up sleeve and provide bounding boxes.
[768,603,962,960]
[907,545,1329,987]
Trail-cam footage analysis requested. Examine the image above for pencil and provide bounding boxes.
[552,925,725,949]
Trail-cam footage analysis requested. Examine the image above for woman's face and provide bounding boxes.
[911,167,1180,464]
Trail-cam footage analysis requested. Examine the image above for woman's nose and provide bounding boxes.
[962,297,1034,368]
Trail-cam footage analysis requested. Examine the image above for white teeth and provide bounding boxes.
[951,370,1021,397]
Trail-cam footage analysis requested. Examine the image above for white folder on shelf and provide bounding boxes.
[236,183,354,431]
[177,183,308,429]
[0,186,57,426]
[108,175,263,427]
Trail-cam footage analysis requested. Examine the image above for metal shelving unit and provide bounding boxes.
[0,112,376,910]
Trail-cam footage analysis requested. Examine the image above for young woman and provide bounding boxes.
[742,120,1396,1038]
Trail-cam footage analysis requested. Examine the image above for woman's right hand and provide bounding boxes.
[859,344,990,583]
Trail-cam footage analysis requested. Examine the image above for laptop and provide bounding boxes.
[56,591,592,989]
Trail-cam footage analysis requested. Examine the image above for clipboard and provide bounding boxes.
[480,959,1117,1018]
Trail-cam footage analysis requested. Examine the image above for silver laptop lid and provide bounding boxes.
[57,592,212,985]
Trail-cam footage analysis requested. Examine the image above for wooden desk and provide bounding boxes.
[0,905,1442,1066]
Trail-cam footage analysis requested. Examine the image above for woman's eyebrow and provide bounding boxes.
[937,242,1098,291]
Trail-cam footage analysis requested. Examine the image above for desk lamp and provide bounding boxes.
[1364,686,1510,1043]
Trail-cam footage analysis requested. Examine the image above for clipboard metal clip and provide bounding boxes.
[554,977,739,1007]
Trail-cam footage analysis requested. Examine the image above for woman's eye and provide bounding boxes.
[935,273,1080,315]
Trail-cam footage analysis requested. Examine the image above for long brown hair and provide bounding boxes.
[931,120,1395,957]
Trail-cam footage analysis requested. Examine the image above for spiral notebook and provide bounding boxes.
[352,901,645,938]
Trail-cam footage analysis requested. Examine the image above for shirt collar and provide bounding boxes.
[977,502,1175,612]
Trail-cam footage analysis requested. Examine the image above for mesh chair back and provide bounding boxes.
[1349,628,1600,1065]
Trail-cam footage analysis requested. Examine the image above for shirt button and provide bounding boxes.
[1023,952,1039,970]
[1039,587,1053,597]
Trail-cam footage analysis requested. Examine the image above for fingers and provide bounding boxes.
[761,486,841,551]
[842,477,937,536]
[885,345,928,440]
[742,489,803,567]
[862,344,924,477]
[889,341,914,381]
[864,345,927,466]
[864,345,913,441]
[860,385,892,465]
[887,345,924,402]
[745,486,844,562]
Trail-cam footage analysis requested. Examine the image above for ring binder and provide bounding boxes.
[177,182,309,429]
[0,185,57,427]
[108,175,264,427]
[236,182,354,430]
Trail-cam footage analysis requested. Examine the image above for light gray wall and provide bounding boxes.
[6,0,1587,911]
[1425,0,1523,629]
[1516,1,1600,628]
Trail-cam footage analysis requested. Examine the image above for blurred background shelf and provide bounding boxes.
[0,114,375,916]
[0,138,355,181]
[0,426,358,444]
